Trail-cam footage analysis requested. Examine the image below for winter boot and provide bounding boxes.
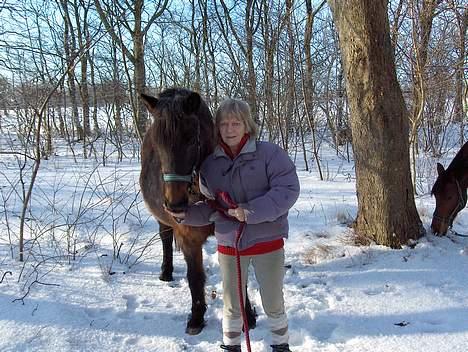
[271,343,292,352]
[220,345,241,352]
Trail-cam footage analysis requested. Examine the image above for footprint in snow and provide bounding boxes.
[140,299,152,306]
[124,337,139,345]
[363,284,396,296]
[312,322,339,342]
[84,307,113,318]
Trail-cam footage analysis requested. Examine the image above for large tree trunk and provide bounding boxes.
[328,0,425,248]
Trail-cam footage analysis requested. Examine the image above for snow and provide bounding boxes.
[1,138,467,352]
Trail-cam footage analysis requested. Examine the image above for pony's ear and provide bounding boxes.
[140,93,158,111]
[182,92,201,114]
[436,162,445,176]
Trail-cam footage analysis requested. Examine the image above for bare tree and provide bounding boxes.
[408,0,441,188]
[198,0,219,109]
[59,0,84,141]
[217,0,260,121]
[72,0,94,160]
[94,0,169,140]
[448,0,467,144]
[301,0,327,178]
[328,0,425,248]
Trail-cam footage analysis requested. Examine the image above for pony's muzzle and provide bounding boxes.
[164,182,189,213]
[164,199,188,213]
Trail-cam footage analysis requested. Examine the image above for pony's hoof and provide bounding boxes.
[159,272,174,281]
[185,321,205,335]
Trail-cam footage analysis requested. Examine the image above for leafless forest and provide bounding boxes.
[1,0,465,157]
[0,1,466,262]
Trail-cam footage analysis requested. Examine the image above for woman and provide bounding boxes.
[168,98,299,352]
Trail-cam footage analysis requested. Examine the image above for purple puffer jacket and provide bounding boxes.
[184,137,300,251]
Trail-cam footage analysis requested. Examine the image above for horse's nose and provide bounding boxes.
[163,181,189,212]
[164,199,188,213]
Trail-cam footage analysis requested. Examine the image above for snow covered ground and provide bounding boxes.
[1,137,467,352]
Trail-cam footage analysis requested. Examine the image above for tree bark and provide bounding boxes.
[328,0,425,248]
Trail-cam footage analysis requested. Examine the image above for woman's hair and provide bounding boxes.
[215,98,258,139]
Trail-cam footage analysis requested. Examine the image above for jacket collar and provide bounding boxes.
[218,133,250,159]
[214,137,257,160]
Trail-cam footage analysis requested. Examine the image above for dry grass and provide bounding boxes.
[338,227,373,247]
[336,211,354,226]
[303,244,337,265]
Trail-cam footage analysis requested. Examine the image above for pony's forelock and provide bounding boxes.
[150,96,185,144]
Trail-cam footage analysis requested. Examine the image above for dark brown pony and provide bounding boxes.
[431,141,468,235]
[139,88,255,335]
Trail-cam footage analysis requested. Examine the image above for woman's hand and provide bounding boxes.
[227,207,246,222]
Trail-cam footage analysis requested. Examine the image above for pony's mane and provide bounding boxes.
[431,173,448,195]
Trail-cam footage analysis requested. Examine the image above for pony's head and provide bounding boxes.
[141,89,214,213]
[431,162,467,235]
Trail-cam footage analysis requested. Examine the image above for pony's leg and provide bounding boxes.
[158,221,174,282]
[245,289,257,330]
[182,244,207,335]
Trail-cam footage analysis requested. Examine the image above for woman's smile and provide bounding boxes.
[219,115,246,151]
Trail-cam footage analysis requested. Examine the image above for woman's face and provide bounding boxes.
[219,114,247,150]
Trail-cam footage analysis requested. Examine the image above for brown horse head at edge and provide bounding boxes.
[431,141,468,236]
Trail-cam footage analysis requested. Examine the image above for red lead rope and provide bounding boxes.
[210,191,252,352]
[234,221,251,352]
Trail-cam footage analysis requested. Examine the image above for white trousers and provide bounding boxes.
[218,248,289,346]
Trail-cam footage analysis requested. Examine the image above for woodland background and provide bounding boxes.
[0,0,465,162]
[0,0,466,271]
